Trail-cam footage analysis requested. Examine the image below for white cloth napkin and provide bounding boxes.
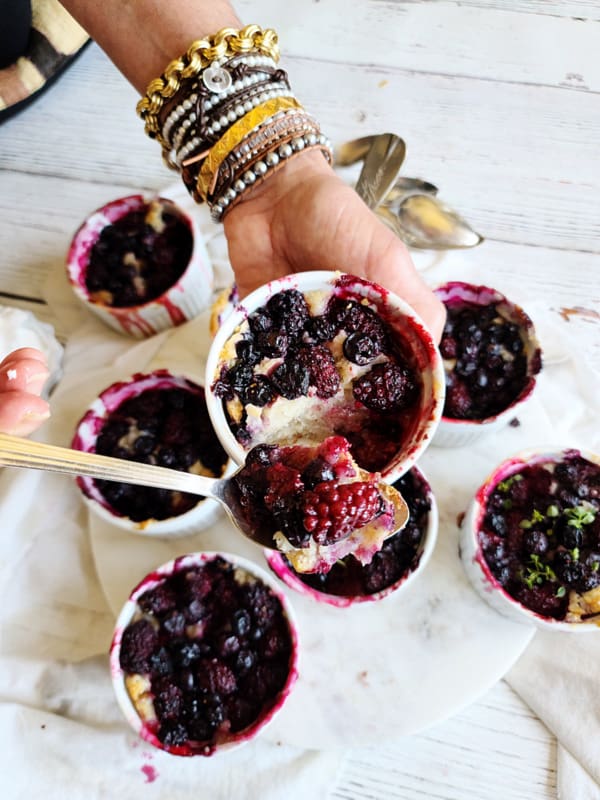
[0,305,64,394]
[3,191,598,796]
[0,203,345,799]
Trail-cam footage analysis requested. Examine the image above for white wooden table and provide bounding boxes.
[1,2,599,797]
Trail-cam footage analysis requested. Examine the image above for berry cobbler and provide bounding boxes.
[73,371,228,526]
[84,198,193,308]
[436,282,542,421]
[211,276,429,474]
[274,466,432,600]
[112,554,297,756]
[476,451,600,623]
[228,436,408,574]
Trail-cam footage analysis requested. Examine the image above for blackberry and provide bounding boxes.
[271,360,310,399]
[302,480,383,544]
[119,619,158,674]
[138,583,177,616]
[445,376,473,418]
[197,658,237,696]
[266,289,309,337]
[303,314,336,344]
[296,344,340,398]
[247,308,273,336]
[157,721,189,747]
[352,362,417,412]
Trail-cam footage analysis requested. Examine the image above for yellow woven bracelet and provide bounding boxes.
[136,25,280,148]
[196,96,303,200]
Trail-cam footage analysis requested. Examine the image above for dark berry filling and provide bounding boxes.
[213,288,421,472]
[479,454,600,620]
[440,300,540,420]
[85,199,193,307]
[230,437,389,551]
[288,468,431,596]
[94,385,228,522]
[119,558,294,755]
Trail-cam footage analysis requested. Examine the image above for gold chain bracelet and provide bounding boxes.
[136,25,280,148]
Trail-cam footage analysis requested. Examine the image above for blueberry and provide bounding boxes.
[343,332,381,365]
[232,608,251,636]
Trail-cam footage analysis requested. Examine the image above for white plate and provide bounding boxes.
[88,306,542,749]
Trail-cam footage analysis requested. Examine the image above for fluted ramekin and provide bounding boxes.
[432,281,542,448]
[460,447,600,631]
[110,551,299,756]
[72,370,231,536]
[66,194,213,338]
[205,270,445,483]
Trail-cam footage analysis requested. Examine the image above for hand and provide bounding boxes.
[224,150,446,342]
[0,348,51,436]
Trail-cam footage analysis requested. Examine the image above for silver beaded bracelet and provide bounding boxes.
[209,133,332,222]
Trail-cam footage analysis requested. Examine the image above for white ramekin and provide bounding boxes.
[72,370,232,537]
[460,446,600,631]
[109,551,299,756]
[432,281,542,448]
[205,270,445,482]
[265,465,438,607]
[66,194,213,338]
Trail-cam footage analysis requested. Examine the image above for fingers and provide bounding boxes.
[0,350,50,395]
[0,348,51,435]
[0,390,50,436]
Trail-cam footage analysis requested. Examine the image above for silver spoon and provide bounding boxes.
[0,432,408,570]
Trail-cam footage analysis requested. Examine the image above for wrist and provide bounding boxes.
[225,149,335,222]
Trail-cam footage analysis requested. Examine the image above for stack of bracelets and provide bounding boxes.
[136,25,333,222]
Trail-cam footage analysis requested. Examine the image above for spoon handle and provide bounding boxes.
[0,432,218,497]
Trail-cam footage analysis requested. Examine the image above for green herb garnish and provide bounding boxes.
[497,474,523,493]
[565,505,596,529]
[522,554,557,589]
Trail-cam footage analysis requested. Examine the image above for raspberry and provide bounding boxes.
[296,344,340,398]
[302,480,383,545]
[439,335,457,359]
[352,362,417,412]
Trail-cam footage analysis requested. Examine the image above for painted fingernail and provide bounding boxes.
[25,370,50,393]
[9,409,51,436]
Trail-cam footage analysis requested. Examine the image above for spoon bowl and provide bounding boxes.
[0,432,408,572]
